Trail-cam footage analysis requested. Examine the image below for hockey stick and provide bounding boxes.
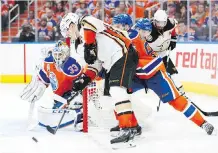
[157,47,172,112]
[46,110,67,134]
[191,102,218,117]
[46,91,79,134]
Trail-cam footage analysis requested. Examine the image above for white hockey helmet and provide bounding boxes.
[52,40,70,67]
[60,13,79,38]
[153,9,168,29]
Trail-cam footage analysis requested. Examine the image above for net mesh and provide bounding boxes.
[83,79,153,132]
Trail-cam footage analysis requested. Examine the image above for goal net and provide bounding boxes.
[82,79,153,133]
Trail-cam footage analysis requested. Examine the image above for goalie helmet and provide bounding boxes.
[53,40,70,67]
[153,9,168,29]
[60,13,79,38]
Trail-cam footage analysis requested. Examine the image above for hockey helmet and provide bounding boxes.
[153,9,168,29]
[134,18,152,31]
[53,40,70,67]
[113,14,133,27]
[60,13,79,38]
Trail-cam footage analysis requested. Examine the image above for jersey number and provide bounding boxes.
[68,64,79,74]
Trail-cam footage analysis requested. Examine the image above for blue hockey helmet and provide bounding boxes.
[134,18,152,31]
[113,14,133,27]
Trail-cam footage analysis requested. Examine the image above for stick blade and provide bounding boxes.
[46,126,56,134]
[208,112,218,117]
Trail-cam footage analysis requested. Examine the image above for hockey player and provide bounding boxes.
[20,40,83,130]
[60,13,139,147]
[112,14,216,135]
[110,13,143,135]
[147,9,185,103]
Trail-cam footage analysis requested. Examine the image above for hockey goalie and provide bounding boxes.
[20,40,84,131]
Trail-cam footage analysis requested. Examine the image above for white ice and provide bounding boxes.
[0,83,218,153]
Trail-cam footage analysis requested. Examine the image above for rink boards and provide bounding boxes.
[0,43,218,96]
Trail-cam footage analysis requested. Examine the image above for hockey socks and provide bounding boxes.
[169,96,205,127]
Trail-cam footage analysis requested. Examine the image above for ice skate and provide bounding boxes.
[201,121,217,135]
[110,128,136,149]
[110,124,142,137]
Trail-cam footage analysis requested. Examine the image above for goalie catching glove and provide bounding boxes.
[84,42,97,64]
[72,73,91,92]
[20,76,47,103]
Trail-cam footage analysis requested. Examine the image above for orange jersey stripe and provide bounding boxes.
[84,29,96,44]
[161,71,180,99]
[102,24,132,54]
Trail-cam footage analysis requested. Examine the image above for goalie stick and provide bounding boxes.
[46,91,79,134]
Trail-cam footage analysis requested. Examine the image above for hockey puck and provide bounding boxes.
[32,137,38,143]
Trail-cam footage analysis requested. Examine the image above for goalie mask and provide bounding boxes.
[53,40,70,67]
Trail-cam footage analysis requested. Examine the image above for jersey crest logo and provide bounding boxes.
[49,72,58,91]
[147,35,153,41]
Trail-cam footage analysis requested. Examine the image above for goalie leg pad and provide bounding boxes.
[37,106,83,129]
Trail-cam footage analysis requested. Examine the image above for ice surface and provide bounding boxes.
[0,84,218,153]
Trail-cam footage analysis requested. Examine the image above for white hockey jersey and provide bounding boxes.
[76,15,132,76]
[146,18,177,58]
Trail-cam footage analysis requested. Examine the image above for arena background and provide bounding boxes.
[1,0,218,96]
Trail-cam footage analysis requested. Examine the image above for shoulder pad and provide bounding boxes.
[62,57,82,76]
[168,18,177,26]
[44,53,54,63]
[128,29,139,39]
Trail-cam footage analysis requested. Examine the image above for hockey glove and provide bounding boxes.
[84,42,97,64]
[72,73,91,92]
[20,76,46,103]
[168,36,177,50]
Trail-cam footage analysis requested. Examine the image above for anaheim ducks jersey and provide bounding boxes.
[78,15,132,73]
[146,18,177,57]
[128,29,166,79]
[38,54,82,96]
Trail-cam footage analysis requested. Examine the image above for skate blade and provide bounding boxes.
[111,131,142,138]
[111,140,136,150]
[211,128,218,136]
